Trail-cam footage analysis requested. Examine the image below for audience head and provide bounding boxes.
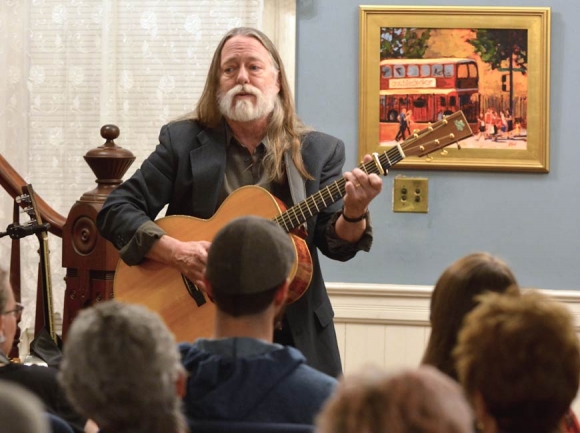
[59,301,187,433]
[455,290,580,433]
[422,252,518,379]
[316,365,473,433]
[0,267,22,357]
[205,215,295,317]
[0,381,50,433]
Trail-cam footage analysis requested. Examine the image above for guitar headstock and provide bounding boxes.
[0,185,51,240]
[18,184,47,236]
[399,111,473,158]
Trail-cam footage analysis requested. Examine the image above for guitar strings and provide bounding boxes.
[274,146,404,232]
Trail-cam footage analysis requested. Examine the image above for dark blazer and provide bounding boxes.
[97,119,372,377]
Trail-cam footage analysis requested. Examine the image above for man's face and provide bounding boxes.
[218,35,281,123]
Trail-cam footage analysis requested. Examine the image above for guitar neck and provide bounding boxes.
[38,233,57,343]
[274,145,405,232]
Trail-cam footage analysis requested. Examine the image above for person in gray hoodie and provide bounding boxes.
[180,215,337,425]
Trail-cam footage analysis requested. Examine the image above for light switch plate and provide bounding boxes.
[393,176,429,213]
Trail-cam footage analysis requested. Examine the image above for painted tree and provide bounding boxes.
[467,29,527,73]
[468,29,527,116]
[380,28,431,59]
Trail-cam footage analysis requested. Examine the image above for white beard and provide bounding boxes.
[218,83,277,122]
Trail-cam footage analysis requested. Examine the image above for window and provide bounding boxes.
[413,98,427,108]
[460,94,472,105]
[457,64,469,79]
[468,63,478,78]
[407,65,419,77]
[444,64,454,77]
[394,66,406,78]
[433,64,443,77]
[381,65,392,78]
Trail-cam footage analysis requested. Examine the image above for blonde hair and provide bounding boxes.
[455,290,580,433]
[181,27,312,182]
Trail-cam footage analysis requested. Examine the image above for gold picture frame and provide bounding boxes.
[359,6,551,172]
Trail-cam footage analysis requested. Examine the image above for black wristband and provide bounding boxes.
[341,207,368,223]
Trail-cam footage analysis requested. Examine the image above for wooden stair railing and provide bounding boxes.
[0,124,135,343]
[0,156,66,238]
[61,124,135,338]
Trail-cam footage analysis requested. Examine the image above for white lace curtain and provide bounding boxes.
[0,0,295,336]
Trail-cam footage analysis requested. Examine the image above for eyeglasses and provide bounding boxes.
[3,303,24,320]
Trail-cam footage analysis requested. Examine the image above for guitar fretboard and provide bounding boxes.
[274,145,405,232]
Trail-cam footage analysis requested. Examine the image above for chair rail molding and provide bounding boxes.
[327,282,580,329]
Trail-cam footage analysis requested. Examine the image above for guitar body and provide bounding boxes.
[113,186,313,342]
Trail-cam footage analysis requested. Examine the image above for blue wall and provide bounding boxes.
[296,0,579,290]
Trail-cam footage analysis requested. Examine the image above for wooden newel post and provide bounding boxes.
[61,125,135,338]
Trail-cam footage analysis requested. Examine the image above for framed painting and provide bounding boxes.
[359,6,551,172]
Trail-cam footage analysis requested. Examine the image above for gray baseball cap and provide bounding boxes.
[206,216,295,295]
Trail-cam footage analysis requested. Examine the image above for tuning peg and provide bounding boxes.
[15,194,29,204]
[440,149,448,156]
[457,143,462,150]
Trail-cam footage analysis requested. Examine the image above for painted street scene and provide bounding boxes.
[378,27,528,150]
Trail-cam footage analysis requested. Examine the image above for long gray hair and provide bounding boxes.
[181,27,313,183]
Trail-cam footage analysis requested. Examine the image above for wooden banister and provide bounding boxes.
[1,125,135,341]
[0,154,65,238]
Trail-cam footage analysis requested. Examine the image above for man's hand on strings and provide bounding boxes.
[343,154,383,218]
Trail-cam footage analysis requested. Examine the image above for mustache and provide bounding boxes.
[222,84,262,98]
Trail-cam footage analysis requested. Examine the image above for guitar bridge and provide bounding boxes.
[181,276,207,307]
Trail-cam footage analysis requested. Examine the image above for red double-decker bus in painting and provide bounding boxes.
[380,58,480,124]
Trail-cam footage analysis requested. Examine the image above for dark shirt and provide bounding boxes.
[179,337,337,424]
[0,363,86,433]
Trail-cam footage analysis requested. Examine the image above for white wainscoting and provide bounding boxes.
[327,282,580,415]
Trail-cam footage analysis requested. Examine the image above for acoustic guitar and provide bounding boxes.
[114,111,473,342]
[18,185,59,344]
[19,185,62,367]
